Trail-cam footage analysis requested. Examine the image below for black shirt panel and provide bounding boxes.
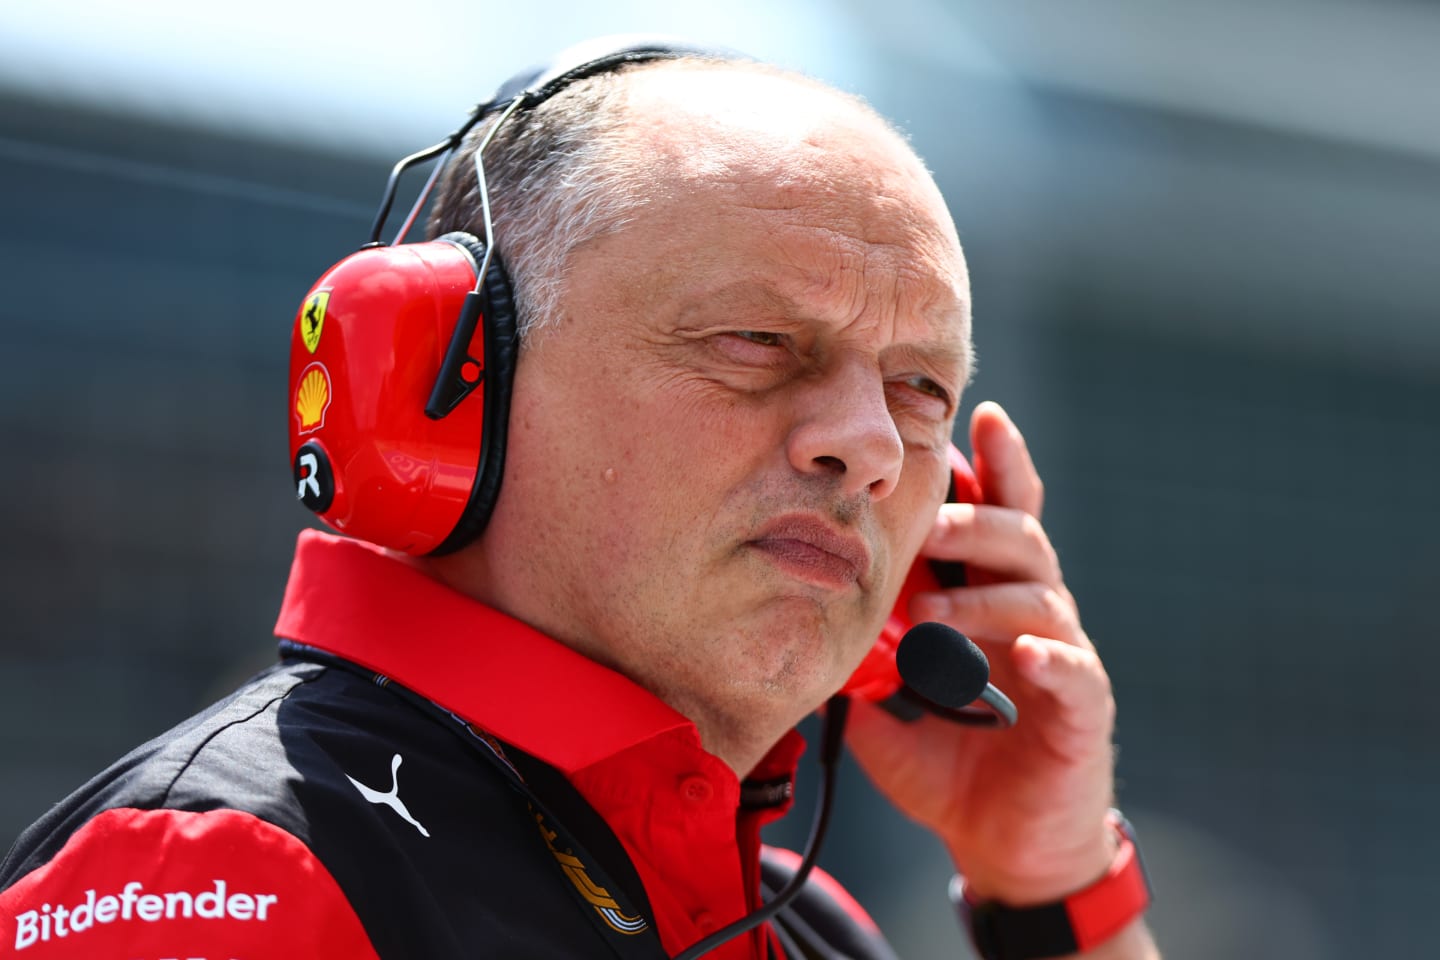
[3,656,907,960]
[3,660,626,958]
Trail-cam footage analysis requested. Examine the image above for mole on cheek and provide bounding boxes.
[603,468,617,484]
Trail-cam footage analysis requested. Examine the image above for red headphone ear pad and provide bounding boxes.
[287,241,491,554]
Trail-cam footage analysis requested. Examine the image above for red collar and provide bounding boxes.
[272,529,803,783]
[275,530,807,959]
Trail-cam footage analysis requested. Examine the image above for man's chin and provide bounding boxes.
[735,613,876,701]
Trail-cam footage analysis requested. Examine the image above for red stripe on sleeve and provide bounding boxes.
[0,807,380,959]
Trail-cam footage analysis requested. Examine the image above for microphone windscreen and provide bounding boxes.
[895,621,990,710]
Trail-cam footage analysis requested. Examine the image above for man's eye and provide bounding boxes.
[733,331,785,347]
[907,376,950,403]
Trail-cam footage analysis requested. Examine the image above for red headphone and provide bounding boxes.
[287,39,722,555]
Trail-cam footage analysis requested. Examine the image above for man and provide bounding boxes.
[0,42,1158,960]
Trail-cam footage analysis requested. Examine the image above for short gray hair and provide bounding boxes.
[426,58,897,341]
[426,60,672,340]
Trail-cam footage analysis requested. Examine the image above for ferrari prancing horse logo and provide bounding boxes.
[301,290,329,354]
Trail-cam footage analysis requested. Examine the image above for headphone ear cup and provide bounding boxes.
[287,236,515,555]
[290,40,737,556]
[435,230,488,270]
[428,232,519,555]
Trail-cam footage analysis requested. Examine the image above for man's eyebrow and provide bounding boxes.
[677,282,974,376]
[674,281,795,322]
[678,280,968,332]
[884,339,973,384]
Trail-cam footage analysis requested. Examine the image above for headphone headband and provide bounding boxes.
[487,36,740,117]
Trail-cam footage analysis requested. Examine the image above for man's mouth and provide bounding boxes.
[748,515,870,591]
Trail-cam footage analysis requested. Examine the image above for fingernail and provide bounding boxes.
[913,593,953,620]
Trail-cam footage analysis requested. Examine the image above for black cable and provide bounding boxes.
[672,695,851,960]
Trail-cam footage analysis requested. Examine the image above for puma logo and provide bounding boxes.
[346,753,431,837]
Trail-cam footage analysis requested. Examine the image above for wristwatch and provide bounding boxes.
[950,810,1152,959]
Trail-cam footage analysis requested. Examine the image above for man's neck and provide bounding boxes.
[650,689,806,779]
[414,549,806,778]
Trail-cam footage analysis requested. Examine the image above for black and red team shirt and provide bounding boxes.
[0,531,900,959]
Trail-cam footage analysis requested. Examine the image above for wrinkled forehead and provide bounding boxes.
[616,63,950,208]
[619,68,967,322]
[610,64,972,329]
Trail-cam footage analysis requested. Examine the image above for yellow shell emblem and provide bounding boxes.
[295,362,332,435]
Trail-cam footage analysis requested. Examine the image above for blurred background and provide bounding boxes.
[2,0,1436,956]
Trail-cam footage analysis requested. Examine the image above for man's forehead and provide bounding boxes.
[620,65,957,222]
[604,64,962,244]
[565,59,972,368]
[617,62,914,167]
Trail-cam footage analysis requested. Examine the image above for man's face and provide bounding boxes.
[475,70,972,741]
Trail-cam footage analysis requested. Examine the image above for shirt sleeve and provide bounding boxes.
[0,806,380,960]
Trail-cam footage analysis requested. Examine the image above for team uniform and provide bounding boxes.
[0,531,896,960]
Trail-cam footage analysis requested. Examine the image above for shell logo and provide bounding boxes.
[295,362,332,435]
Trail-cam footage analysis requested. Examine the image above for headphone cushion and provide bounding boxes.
[428,232,520,555]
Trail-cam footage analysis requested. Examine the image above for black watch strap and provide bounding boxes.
[957,886,1082,960]
[951,811,1151,960]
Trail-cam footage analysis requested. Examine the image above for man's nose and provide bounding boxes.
[785,357,904,500]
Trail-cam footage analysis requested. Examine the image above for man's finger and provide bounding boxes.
[922,502,1063,587]
[1013,635,1116,756]
[910,582,1091,651]
[971,401,1044,519]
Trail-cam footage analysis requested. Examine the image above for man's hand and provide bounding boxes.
[848,402,1155,956]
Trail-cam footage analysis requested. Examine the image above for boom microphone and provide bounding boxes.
[895,622,1018,727]
[896,621,989,707]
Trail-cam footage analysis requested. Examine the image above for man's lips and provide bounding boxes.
[748,515,871,590]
